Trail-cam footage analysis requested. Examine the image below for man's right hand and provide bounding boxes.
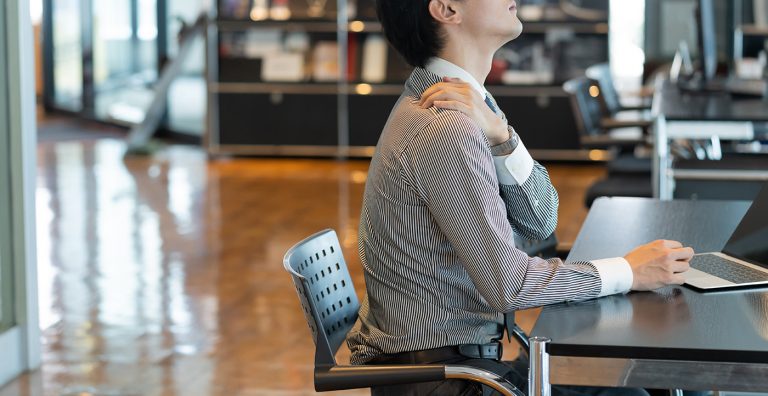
[623,239,694,290]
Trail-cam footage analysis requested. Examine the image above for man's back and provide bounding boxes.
[347,67,607,364]
[348,67,507,364]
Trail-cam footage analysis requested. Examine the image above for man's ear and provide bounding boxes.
[428,0,461,25]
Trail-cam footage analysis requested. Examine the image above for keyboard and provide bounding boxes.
[690,254,768,284]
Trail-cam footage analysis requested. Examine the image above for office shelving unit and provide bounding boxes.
[206,0,610,159]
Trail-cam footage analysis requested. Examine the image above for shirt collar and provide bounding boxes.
[424,57,487,97]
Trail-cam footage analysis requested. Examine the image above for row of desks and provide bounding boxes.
[529,84,768,394]
[652,79,768,199]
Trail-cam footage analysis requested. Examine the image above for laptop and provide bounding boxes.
[684,182,768,290]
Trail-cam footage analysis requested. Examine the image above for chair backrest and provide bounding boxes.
[562,76,605,141]
[585,63,622,115]
[283,229,360,366]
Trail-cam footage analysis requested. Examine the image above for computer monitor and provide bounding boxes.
[696,0,717,82]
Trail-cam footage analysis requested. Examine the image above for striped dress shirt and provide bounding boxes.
[347,65,631,364]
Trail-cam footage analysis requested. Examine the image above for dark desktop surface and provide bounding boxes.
[531,197,768,363]
[660,79,768,122]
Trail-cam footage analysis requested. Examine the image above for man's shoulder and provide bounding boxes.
[389,99,484,148]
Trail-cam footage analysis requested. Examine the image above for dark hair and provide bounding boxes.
[375,0,444,68]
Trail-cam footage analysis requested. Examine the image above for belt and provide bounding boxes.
[370,342,503,364]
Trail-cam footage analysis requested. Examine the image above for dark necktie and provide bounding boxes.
[484,94,499,115]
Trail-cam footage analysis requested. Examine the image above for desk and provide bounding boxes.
[651,80,768,199]
[528,197,768,395]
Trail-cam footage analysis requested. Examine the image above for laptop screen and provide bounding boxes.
[723,182,768,266]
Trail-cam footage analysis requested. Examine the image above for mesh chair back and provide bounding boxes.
[586,63,622,115]
[563,77,605,141]
[283,229,360,365]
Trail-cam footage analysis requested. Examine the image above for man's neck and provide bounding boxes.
[437,40,496,87]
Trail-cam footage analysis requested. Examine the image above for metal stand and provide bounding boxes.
[529,336,551,396]
[125,13,207,154]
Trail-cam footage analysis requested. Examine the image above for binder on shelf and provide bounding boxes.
[262,52,306,82]
[243,29,282,58]
[270,0,291,20]
[312,41,340,81]
[347,33,359,81]
[250,0,269,21]
[361,34,387,83]
[346,0,357,19]
[221,0,251,19]
[306,0,329,18]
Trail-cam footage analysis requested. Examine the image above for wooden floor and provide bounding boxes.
[0,137,604,396]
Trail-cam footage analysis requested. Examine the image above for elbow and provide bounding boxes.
[518,188,558,240]
[514,214,557,241]
[484,278,523,313]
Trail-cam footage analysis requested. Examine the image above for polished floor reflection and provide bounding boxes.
[0,137,602,396]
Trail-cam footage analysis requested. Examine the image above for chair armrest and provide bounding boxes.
[445,365,524,396]
[315,364,444,391]
[581,135,646,149]
[315,364,523,396]
[601,118,653,130]
[621,104,652,111]
[510,325,531,355]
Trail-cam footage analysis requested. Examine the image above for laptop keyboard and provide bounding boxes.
[690,254,768,284]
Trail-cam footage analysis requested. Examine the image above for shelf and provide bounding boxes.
[212,82,339,94]
[739,25,768,36]
[217,19,338,32]
[211,82,569,97]
[208,144,607,161]
[520,21,608,34]
[216,19,606,34]
[347,20,382,33]
[212,82,403,95]
[488,85,567,97]
[209,0,609,158]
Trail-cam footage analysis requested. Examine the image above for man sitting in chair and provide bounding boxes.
[346,0,694,394]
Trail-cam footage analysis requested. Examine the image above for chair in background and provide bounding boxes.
[283,229,523,395]
[585,63,653,128]
[563,76,653,207]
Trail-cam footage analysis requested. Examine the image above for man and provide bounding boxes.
[346,0,695,394]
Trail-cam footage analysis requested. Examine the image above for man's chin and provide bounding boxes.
[509,21,523,40]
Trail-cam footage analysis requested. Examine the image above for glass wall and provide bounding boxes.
[44,0,208,136]
[609,0,645,92]
[166,0,206,136]
[51,0,83,111]
[93,0,158,123]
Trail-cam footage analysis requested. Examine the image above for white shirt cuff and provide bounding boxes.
[492,140,534,186]
[591,257,634,297]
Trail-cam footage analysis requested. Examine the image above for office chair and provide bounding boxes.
[563,77,653,207]
[563,76,651,150]
[585,63,653,128]
[283,229,524,395]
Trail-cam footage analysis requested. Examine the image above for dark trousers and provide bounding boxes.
[371,355,650,396]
